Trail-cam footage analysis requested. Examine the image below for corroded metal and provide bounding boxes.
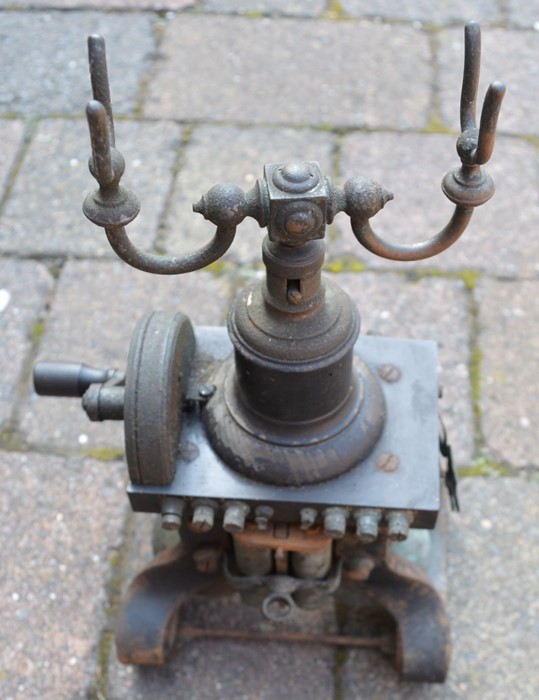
[33,21,505,684]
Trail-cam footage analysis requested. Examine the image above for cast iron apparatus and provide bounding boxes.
[34,22,504,682]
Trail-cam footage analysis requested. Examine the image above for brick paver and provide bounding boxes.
[145,16,432,129]
[0,5,537,699]
[478,278,539,469]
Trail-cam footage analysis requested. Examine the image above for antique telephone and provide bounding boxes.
[33,22,504,682]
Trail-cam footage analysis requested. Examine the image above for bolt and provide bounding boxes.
[323,507,348,539]
[193,546,221,574]
[254,505,274,530]
[198,384,216,400]
[161,496,184,531]
[376,452,400,473]
[377,364,401,383]
[387,510,412,542]
[299,507,318,530]
[223,502,250,533]
[190,502,215,533]
[354,508,382,544]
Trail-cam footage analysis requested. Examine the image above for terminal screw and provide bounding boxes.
[161,497,184,531]
[387,510,413,542]
[354,508,382,543]
[190,501,216,533]
[299,507,318,530]
[254,505,274,530]
[323,507,348,539]
[223,502,250,533]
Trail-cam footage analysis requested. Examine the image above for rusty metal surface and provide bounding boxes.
[83,25,503,274]
[32,19,506,686]
[127,327,441,528]
[234,523,332,554]
[115,544,221,666]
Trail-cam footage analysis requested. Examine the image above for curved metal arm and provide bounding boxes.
[83,35,243,276]
[346,21,504,263]
[350,206,473,262]
[103,224,236,275]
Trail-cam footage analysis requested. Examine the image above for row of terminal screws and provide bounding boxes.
[162,498,412,542]
[300,505,413,542]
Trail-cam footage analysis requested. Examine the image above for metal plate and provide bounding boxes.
[127,327,440,528]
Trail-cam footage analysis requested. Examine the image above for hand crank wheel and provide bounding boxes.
[124,311,195,485]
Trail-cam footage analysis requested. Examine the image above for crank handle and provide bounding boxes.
[33,361,118,398]
[34,361,125,422]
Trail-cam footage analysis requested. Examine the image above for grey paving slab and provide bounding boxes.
[0,1,192,6]
[145,16,431,129]
[201,0,326,15]
[0,118,181,257]
[340,0,502,23]
[507,0,539,27]
[0,12,155,117]
[337,272,473,466]
[438,27,539,137]
[20,259,232,452]
[164,124,335,264]
[109,635,336,699]
[0,450,126,699]
[342,477,539,699]
[477,278,539,469]
[0,259,53,427]
[0,120,25,197]
[334,132,539,278]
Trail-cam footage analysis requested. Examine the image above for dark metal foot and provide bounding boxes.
[339,552,450,683]
[115,545,222,665]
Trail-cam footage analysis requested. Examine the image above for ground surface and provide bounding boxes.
[1,2,538,698]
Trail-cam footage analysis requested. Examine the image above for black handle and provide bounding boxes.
[33,362,115,397]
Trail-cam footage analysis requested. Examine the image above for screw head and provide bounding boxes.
[299,507,318,530]
[223,502,249,533]
[376,452,400,473]
[193,546,221,574]
[354,508,382,543]
[254,505,274,530]
[323,507,348,539]
[190,503,215,533]
[377,364,401,383]
[387,511,412,542]
[198,384,216,400]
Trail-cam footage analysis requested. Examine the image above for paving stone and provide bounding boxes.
[477,278,539,469]
[21,260,233,452]
[0,259,53,427]
[336,272,473,466]
[0,450,126,699]
[0,118,181,257]
[164,124,335,264]
[507,0,539,27]
[340,0,501,23]
[438,27,539,137]
[0,0,192,6]
[342,477,539,699]
[334,132,539,278]
[201,0,326,16]
[0,120,25,197]
[0,12,155,117]
[145,16,431,129]
[109,635,336,699]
